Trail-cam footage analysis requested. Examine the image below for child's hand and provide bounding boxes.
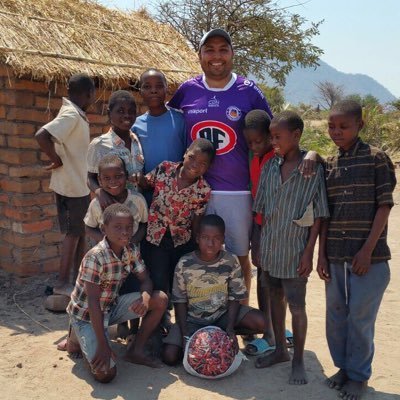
[352,248,372,276]
[130,294,150,317]
[44,155,63,170]
[91,343,115,373]
[297,250,313,277]
[129,172,146,187]
[95,188,116,210]
[317,255,330,281]
[298,156,317,179]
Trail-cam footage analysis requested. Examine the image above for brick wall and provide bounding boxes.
[0,65,148,276]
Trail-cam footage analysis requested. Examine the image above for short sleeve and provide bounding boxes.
[84,199,102,228]
[80,254,102,285]
[252,83,273,119]
[87,138,103,174]
[134,193,149,223]
[168,84,184,110]
[171,258,187,303]
[313,166,330,219]
[253,164,268,214]
[375,151,396,207]
[42,107,78,144]
[145,163,162,187]
[227,255,248,301]
[131,245,146,274]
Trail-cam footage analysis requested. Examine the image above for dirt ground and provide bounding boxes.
[0,172,399,400]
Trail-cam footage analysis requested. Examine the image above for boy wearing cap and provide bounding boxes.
[169,29,273,302]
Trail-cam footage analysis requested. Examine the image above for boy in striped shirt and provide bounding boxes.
[253,111,329,384]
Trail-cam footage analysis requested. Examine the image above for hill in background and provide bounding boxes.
[261,60,396,106]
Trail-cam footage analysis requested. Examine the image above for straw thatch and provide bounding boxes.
[0,0,201,87]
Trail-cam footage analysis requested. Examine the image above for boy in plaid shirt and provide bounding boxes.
[66,203,167,383]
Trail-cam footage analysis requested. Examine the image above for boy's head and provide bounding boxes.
[243,109,272,158]
[102,203,134,249]
[98,154,128,198]
[328,100,364,151]
[270,111,304,157]
[182,138,216,180]
[108,90,137,133]
[67,73,96,111]
[196,214,225,261]
[139,68,167,110]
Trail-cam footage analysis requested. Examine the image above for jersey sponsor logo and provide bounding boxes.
[191,120,237,155]
[226,106,242,121]
[188,108,208,114]
[208,95,220,108]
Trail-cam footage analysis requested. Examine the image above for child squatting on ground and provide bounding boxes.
[161,214,267,365]
[317,100,397,400]
[35,73,96,297]
[253,111,330,384]
[64,203,168,383]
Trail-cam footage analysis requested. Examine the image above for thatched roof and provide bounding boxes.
[0,0,200,87]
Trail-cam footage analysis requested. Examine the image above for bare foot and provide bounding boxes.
[56,328,81,358]
[339,380,367,400]
[124,352,163,368]
[255,349,290,369]
[289,360,308,385]
[53,283,74,297]
[326,369,348,390]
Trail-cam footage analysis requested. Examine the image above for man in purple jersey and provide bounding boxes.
[169,29,273,303]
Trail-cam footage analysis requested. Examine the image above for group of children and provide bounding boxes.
[35,71,396,399]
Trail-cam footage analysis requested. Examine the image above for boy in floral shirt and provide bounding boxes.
[136,138,215,297]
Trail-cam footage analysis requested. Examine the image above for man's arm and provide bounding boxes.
[175,302,189,339]
[85,281,114,371]
[352,205,391,275]
[35,128,63,170]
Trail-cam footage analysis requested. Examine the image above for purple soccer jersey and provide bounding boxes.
[169,74,272,191]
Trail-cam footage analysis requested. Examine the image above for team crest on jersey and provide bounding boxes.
[191,120,237,155]
[226,106,242,121]
[208,95,219,108]
[243,79,252,86]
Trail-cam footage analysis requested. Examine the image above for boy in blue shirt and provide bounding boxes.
[132,68,186,205]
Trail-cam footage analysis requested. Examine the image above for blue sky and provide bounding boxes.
[98,0,400,97]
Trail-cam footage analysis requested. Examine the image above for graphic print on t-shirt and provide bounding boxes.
[191,120,237,155]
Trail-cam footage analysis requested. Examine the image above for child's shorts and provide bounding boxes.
[250,222,262,268]
[55,193,90,236]
[262,271,307,307]
[162,305,253,348]
[69,292,142,368]
[206,192,252,257]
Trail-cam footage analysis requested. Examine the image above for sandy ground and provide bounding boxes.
[1,172,399,400]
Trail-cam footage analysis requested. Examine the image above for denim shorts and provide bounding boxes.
[70,292,141,369]
[206,192,253,257]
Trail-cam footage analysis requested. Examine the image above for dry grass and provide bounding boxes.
[0,0,200,87]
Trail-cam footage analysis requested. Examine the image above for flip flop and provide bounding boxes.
[285,329,294,347]
[245,338,276,356]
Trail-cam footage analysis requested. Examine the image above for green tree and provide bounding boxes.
[391,99,400,111]
[155,0,323,85]
[258,84,285,113]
